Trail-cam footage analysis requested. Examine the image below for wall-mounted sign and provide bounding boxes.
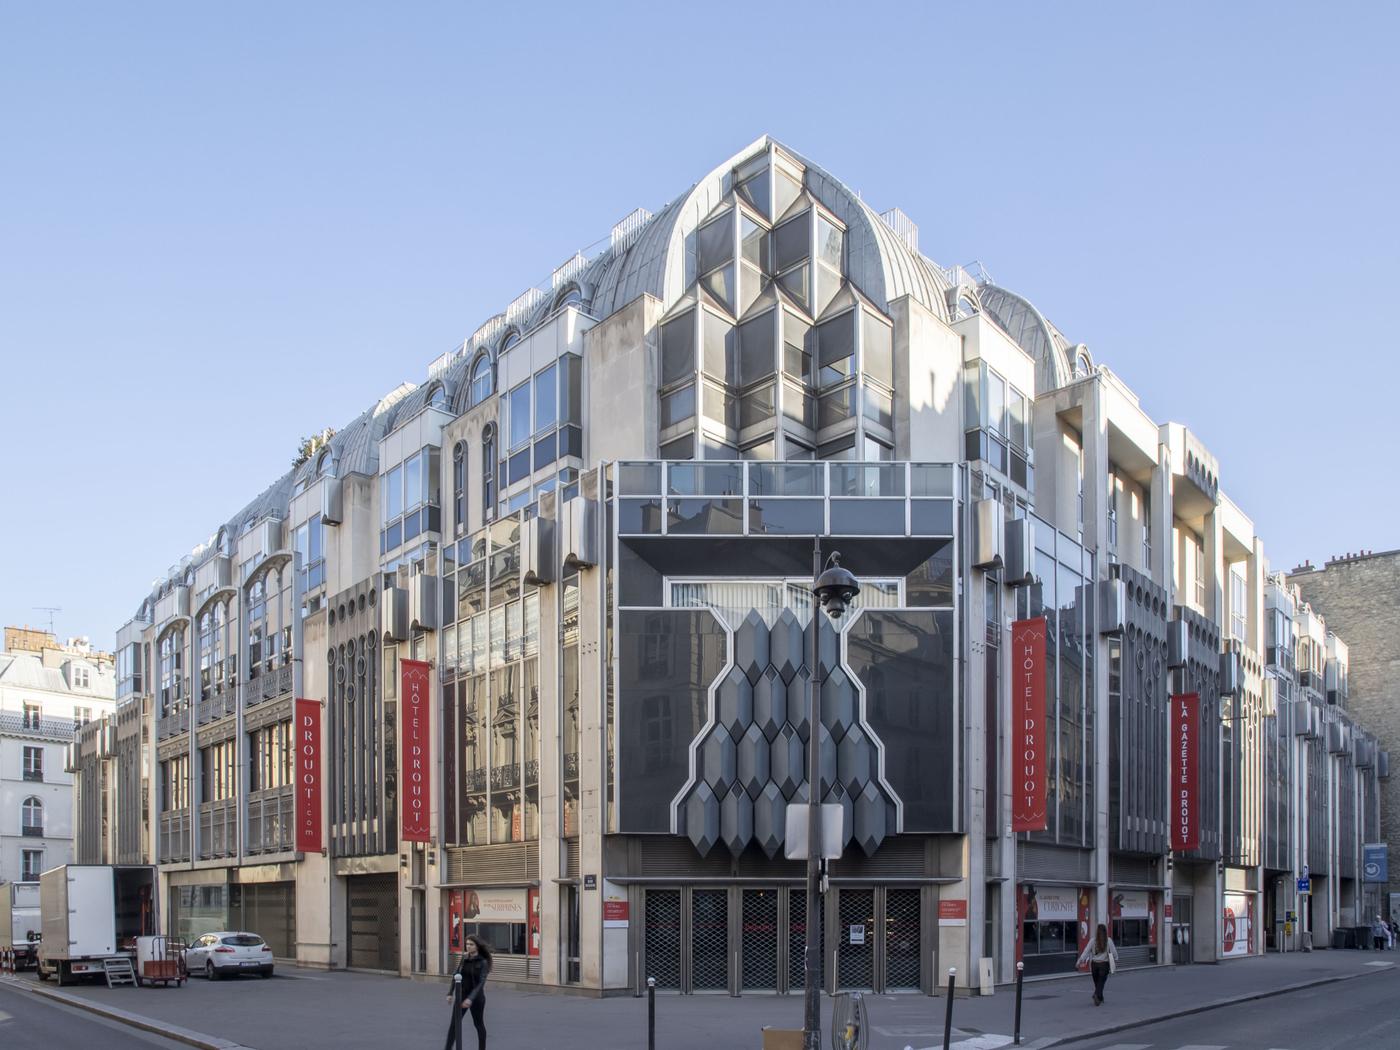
[603,900,630,928]
[400,659,432,842]
[294,698,322,853]
[1011,617,1048,833]
[1364,843,1388,884]
[849,924,866,945]
[583,874,597,890]
[937,900,968,926]
[1172,693,1200,852]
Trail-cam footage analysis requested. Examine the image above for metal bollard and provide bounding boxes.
[452,972,463,1050]
[647,976,656,1050]
[942,967,956,1050]
[1013,961,1024,1045]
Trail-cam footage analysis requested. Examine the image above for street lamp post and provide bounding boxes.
[803,542,860,1050]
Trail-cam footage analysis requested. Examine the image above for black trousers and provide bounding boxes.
[443,994,487,1050]
[1090,961,1110,1001]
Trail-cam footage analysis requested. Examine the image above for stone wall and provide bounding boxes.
[1290,550,1400,904]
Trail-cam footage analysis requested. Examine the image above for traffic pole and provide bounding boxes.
[1013,961,1024,1045]
[942,967,956,1050]
[451,972,463,1050]
[647,976,656,1050]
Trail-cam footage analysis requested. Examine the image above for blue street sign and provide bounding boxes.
[1364,843,1389,884]
[1297,875,1311,894]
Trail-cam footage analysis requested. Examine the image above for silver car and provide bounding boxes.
[184,931,274,979]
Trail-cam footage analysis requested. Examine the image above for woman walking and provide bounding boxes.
[1076,923,1118,1006]
[443,936,492,1050]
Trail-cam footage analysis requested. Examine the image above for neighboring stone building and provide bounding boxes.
[1290,550,1400,915]
[0,629,115,889]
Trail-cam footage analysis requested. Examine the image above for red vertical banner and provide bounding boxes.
[401,658,433,842]
[1173,693,1200,852]
[1011,617,1048,832]
[1076,888,1093,972]
[294,698,322,853]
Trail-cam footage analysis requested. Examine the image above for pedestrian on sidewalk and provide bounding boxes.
[1076,923,1118,1006]
[443,936,493,1050]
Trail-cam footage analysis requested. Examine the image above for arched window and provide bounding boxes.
[470,355,493,407]
[247,577,267,680]
[452,441,467,535]
[22,796,43,836]
[500,330,521,354]
[555,284,584,311]
[316,449,332,476]
[482,425,496,522]
[426,384,447,410]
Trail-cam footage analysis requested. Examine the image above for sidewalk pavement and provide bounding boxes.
[2,948,1394,1050]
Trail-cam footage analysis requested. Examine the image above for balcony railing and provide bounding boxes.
[156,706,191,741]
[563,752,579,782]
[158,810,191,864]
[198,799,238,860]
[21,825,44,838]
[23,769,43,782]
[197,686,235,726]
[247,786,294,855]
[0,712,78,742]
[463,767,487,793]
[248,664,293,707]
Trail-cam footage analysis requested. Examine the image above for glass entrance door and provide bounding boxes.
[837,889,876,990]
[740,888,780,992]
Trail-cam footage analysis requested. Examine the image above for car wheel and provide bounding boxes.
[259,969,272,979]
[37,964,49,982]
[206,961,218,982]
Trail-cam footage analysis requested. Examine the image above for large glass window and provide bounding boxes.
[507,383,531,450]
[738,310,776,387]
[702,311,736,385]
[534,363,558,431]
[697,212,732,276]
[817,311,856,388]
[661,311,696,387]
[22,746,42,782]
[469,355,493,406]
[862,312,893,388]
[774,211,809,272]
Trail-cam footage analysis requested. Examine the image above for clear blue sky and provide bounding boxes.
[2,2,1396,646]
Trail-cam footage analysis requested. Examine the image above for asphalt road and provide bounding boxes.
[1057,967,1400,1050]
[0,981,187,1050]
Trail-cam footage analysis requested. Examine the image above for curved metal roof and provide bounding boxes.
[977,282,1076,391]
[590,136,952,322]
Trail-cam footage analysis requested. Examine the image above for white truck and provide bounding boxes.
[0,880,42,970]
[36,864,159,985]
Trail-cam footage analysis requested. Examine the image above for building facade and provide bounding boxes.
[95,137,1387,992]
[1289,550,1400,919]
[0,629,114,891]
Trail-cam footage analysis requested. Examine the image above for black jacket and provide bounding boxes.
[454,954,491,1001]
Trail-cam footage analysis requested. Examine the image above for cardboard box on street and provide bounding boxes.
[760,1027,803,1050]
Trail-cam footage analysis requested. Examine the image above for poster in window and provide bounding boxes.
[1076,888,1093,971]
[1222,891,1253,957]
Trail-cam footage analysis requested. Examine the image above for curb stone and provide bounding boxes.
[8,979,254,1050]
[962,961,1396,1050]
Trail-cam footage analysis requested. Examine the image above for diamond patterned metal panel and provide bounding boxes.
[817,725,837,796]
[851,781,887,855]
[701,726,737,798]
[716,667,754,739]
[685,782,720,856]
[644,890,683,989]
[786,668,812,741]
[837,725,872,795]
[769,609,805,683]
[820,667,855,741]
[752,667,784,741]
[734,610,770,684]
[771,725,804,798]
[721,788,754,856]
[885,888,922,988]
[741,889,780,990]
[837,889,875,990]
[691,889,729,990]
[736,723,771,798]
[753,782,786,857]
